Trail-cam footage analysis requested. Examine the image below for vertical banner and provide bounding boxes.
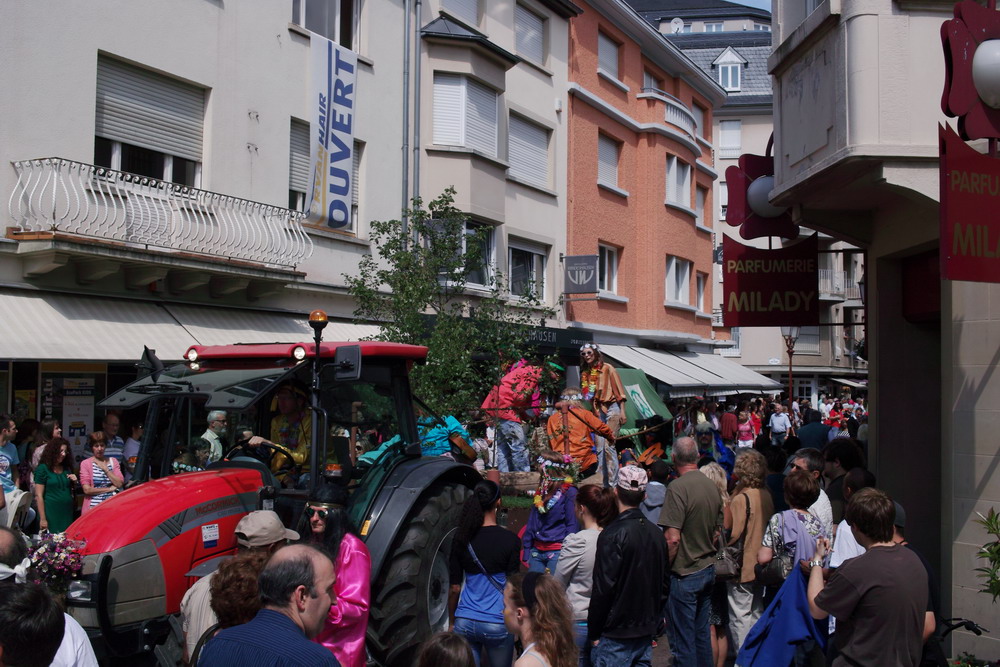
[939,124,1000,283]
[307,35,357,229]
[723,234,820,326]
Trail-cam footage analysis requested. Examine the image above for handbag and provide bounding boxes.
[715,493,750,581]
[754,512,794,587]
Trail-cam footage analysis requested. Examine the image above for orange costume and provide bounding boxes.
[546,406,615,471]
[580,362,627,417]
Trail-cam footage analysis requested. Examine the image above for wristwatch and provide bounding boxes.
[808,559,823,568]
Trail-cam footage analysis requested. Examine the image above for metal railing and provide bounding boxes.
[712,307,724,326]
[818,269,846,295]
[8,158,314,269]
[640,87,698,140]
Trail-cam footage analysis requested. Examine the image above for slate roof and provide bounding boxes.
[624,0,771,22]
[420,16,520,65]
[675,40,773,104]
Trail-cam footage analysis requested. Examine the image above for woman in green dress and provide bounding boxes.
[34,436,77,533]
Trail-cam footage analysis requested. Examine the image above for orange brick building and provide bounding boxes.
[566,0,726,346]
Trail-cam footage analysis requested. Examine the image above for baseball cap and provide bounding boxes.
[893,501,906,529]
[617,465,648,492]
[235,510,299,548]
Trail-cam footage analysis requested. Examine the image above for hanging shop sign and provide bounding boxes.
[307,34,358,229]
[725,152,799,241]
[939,124,1000,282]
[563,255,599,294]
[722,234,820,326]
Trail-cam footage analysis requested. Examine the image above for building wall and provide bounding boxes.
[566,0,718,341]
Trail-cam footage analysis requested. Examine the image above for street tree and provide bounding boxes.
[345,188,557,417]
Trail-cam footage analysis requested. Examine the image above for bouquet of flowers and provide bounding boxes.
[29,533,86,596]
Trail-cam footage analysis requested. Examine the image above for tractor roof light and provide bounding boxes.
[293,346,307,360]
[309,310,329,331]
[186,348,199,362]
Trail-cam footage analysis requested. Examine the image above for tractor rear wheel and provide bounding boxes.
[368,482,472,667]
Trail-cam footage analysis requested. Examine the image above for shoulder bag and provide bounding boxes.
[466,543,505,593]
[754,511,794,587]
[715,492,750,581]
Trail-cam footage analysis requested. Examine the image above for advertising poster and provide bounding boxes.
[722,234,820,327]
[13,389,35,422]
[42,376,97,466]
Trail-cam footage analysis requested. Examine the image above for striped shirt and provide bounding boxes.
[89,463,114,507]
[198,609,339,667]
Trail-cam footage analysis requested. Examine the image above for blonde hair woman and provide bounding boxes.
[726,448,775,652]
[699,461,731,667]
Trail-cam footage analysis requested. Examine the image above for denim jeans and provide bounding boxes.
[770,431,787,447]
[590,636,652,667]
[497,420,530,472]
[527,548,560,574]
[667,565,715,667]
[453,617,515,667]
[574,622,592,667]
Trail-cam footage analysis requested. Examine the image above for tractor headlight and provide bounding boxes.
[66,580,93,602]
[293,346,307,361]
[186,348,199,362]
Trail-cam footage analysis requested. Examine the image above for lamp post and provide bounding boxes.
[780,326,800,416]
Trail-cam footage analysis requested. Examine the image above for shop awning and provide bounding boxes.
[601,345,782,398]
[829,377,868,390]
[617,368,673,428]
[0,289,383,362]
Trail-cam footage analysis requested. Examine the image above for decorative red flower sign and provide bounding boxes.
[725,153,799,241]
[941,0,1000,140]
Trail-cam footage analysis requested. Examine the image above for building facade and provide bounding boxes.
[768,0,997,656]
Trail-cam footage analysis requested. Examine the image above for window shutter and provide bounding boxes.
[666,157,676,203]
[443,0,478,25]
[289,119,311,194]
[352,140,362,207]
[691,105,705,136]
[96,56,205,161]
[696,187,706,224]
[465,79,498,157]
[597,33,618,78]
[515,5,545,64]
[680,163,691,206]
[597,135,618,186]
[433,73,464,146]
[508,115,549,186]
[720,120,741,149]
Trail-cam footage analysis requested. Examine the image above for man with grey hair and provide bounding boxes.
[659,437,722,667]
[197,544,339,666]
[790,448,834,536]
[200,410,228,465]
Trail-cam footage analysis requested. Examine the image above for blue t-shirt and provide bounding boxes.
[0,443,20,493]
[450,525,521,623]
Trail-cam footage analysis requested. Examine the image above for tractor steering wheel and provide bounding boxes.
[224,438,295,467]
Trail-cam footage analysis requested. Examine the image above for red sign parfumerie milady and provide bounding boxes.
[940,124,1000,282]
[723,234,820,327]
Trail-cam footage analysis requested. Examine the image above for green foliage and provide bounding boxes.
[974,507,1000,603]
[345,188,556,417]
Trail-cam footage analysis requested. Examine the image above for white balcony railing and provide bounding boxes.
[8,158,314,269]
[818,269,846,296]
[641,88,698,141]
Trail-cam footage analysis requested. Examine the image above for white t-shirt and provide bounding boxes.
[52,613,99,667]
[828,519,866,634]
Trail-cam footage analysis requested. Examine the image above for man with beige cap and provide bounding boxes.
[180,510,299,663]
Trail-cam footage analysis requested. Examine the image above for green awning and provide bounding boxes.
[618,368,672,428]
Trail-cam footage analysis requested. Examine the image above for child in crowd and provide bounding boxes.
[523,451,579,574]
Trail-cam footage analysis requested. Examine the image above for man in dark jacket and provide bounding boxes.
[588,465,669,667]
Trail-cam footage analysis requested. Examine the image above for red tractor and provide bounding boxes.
[64,312,479,666]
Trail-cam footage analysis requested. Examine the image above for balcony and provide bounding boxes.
[8,158,314,270]
[818,269,846,300]
[640,87,698,142]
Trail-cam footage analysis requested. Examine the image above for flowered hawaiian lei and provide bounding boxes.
[533,455,579,513]
[581,363,602,400]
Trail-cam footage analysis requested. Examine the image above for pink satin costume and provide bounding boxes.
[314,532,371,667]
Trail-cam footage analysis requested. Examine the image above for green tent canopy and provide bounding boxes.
[617,368,672,429]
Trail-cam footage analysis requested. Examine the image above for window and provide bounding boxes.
[666,256,692,304]
[691,104,706,138]
[643,70,663,93]
[95,57,204,187]
[720,181,729,219]
[509,240,546,298]
[754,23,771,31]
[695,187,707,227]
[696,272,707,311]
[666,155,691,207]
[515,4,545,64]
[597,134,620,188]
[598,244,618,293]
[464,221,494,286]
[288,119,311,211]
[705,22,724,32]
[597,32,619,79]
[682,23,693,33]
[508,114,550,187]
[718,64,741,91]
[291,0,359,48]
[441,0,478,26]
[719,119,742,158]
[432,73,499,158]
[350,140,363,230]
[796,326,821,354]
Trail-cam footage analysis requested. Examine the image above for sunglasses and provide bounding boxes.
[305,507,329,519]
